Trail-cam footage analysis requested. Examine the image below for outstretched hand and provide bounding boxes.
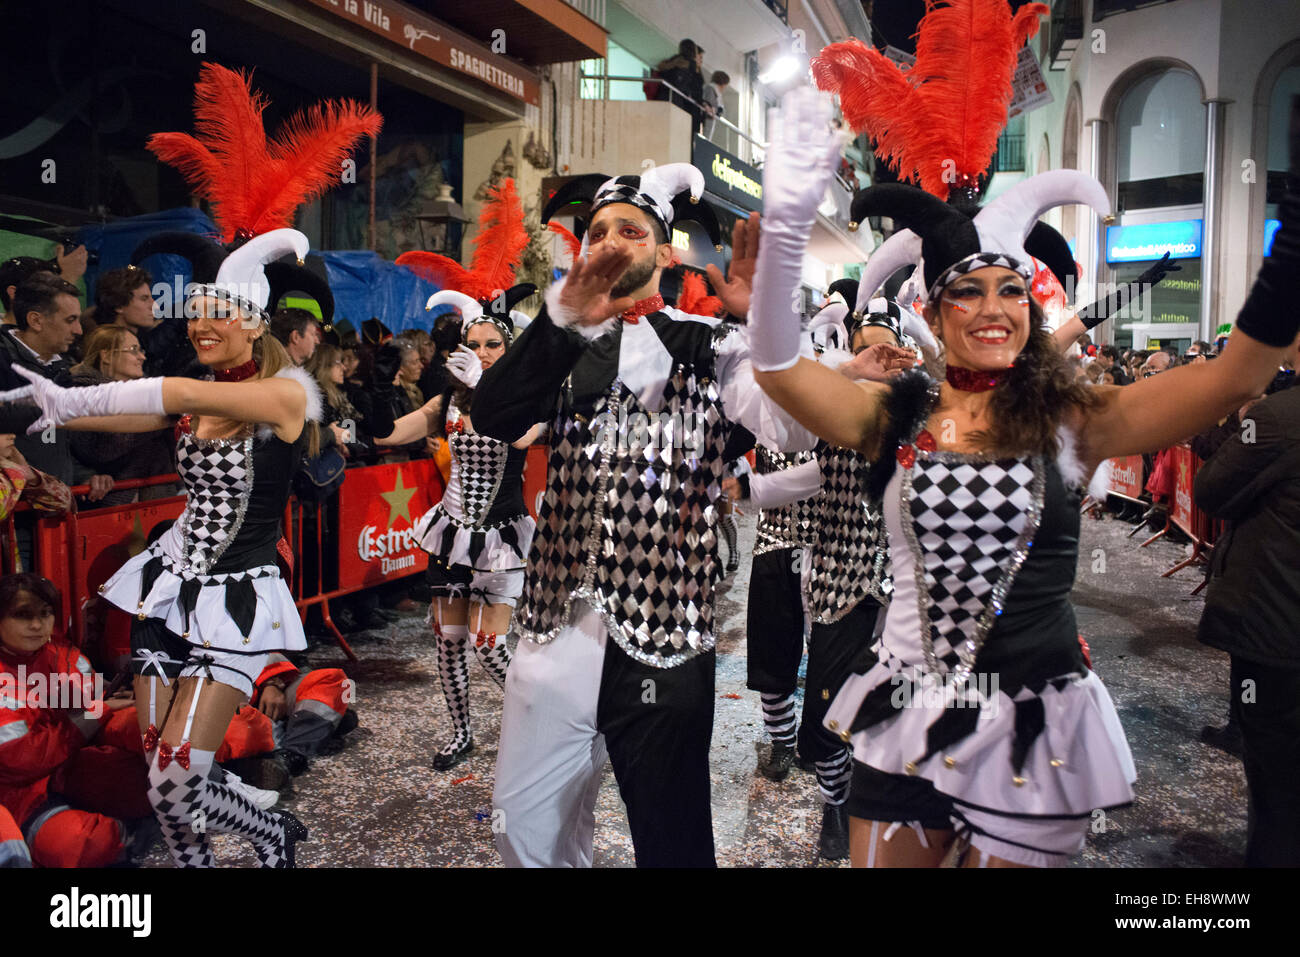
[0,367,62,435]
[446,344,483,388]
[706,213,760,318]
[1137,251,1182,287]
[838,343,917,383]
[559,244,638,326]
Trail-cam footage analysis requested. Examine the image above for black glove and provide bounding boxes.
[371,343,401,386]
[1136,251,1182,287]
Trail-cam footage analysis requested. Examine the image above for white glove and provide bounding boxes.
[0,366,165,435]
[445,345,483,389]
[750,87,847,372]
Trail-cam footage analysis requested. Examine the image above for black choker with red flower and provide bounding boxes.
[214,358,258,382]
[619,293,664,325]
[945,365,1010,393]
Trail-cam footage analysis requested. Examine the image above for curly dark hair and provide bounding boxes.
[962,297,1102,456]
[93,266,152,320]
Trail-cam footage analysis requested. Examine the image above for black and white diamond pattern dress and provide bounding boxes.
[824,382,1136,822]
[100,421,308,655]
[413,404,535,572]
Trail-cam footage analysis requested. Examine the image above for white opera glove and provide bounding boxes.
[446,345,483,389]
[0,366,164,435]
[749,87,847,372]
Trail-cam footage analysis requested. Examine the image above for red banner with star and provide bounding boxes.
[337,458,445,588]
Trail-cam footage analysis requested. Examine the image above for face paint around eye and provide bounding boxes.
[943,297,972,313]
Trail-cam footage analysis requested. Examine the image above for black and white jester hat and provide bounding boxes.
[265,255,335,326]
[807,300,851,352]
[854,170,1110,306]
[540,163,723,253]
[132,227,309,323]
[426,282,537,346]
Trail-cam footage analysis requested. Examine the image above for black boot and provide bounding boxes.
[1200,719,1243,758]
[759,741,796,782]
[818,803,849,861]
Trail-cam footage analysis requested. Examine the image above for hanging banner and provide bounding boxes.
[1008,45,1053,118]
[338,458,443,586]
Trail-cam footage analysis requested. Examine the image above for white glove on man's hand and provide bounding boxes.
[750,87,847,372]
[446,345,483,389]
[0,366,165,435]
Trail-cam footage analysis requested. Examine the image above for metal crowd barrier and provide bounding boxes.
[2,448,551,659]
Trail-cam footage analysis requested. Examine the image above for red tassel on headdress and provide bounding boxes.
[397,178,529,301]
[677,270,723,318]
[812,0,1047,201]
[147,62,382,243]
[547,221,583,262]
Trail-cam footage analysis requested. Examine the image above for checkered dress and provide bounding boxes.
[174,429,254,577]
[447,409,509,526]
[753,445,819,556]
[901,452,1045,678]
[515,368,731,668]
[806,443,890,624]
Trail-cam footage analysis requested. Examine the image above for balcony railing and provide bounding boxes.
[761,0,789,24]
[1049,0,1084,71]
[994,133,1025,173]
[579,72,768,155]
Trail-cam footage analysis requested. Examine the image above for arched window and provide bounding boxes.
[1115,69,1206,211]
[1265,65,1300,253]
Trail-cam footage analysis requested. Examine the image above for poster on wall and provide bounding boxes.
[1008,46,1054,118]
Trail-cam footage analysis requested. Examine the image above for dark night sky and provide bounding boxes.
[865,0,1042,53]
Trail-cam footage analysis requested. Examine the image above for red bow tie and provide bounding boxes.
[475,632,497,650]
[619,293,664,325]
[157,739,191,771]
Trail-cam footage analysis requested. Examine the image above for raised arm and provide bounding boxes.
[746,88,891,456]
[1079,182,1300,465]
[475,244,636,442]
[374,395,443,447]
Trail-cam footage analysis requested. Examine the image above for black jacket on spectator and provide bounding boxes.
[0,326,75,483]
[1194,385,1300,668]
[66,369,177,504]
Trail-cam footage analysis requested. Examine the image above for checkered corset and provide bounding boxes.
[517,370,731,668]
[900,451,1046,683]
[174,430,254,577]
[807,446,891,624]
[446,428,510,527]
[753,446,819,555]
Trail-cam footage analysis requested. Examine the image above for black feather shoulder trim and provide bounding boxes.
[865,369,938,502]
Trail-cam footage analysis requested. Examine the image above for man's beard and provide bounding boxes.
[610,253,658,300]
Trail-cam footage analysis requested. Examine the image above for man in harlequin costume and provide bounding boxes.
[473,163,819,867]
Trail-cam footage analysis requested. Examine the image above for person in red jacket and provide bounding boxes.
[248,654,356,776]
[0,573,153,867]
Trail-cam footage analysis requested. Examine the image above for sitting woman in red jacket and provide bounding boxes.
[0,573,152,866]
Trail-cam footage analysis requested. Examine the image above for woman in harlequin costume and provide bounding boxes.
[389,180,540,770]
[746,76,1300,866]
[0,62,380,868]
[376,287,542,770]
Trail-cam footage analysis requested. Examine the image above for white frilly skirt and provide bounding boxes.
[413,505,535,573]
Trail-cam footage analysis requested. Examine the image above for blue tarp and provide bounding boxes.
[73,208,445,332]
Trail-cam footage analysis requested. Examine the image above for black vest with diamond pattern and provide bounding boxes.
[516,317,733,669]
[753,445,818,555]
[806,442,890,624]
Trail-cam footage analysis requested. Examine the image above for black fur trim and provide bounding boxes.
[864,369,938,502]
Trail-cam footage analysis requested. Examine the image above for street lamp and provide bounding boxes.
[415,182,469,256]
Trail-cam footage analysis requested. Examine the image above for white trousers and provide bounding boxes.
[492,601,609,867]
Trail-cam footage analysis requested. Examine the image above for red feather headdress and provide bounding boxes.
[812,0,1047,201]
[547,221,583,264]
[396,178,528,301]
[677,270,723,318]
[147,62,382,244]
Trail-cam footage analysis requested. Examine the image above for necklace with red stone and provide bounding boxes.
[619,293,664,324]
[214,358,259,382]
[945,364,1010,393]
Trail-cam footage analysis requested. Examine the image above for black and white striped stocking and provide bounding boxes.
[761,692,798,746]
[815,747,851,806]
